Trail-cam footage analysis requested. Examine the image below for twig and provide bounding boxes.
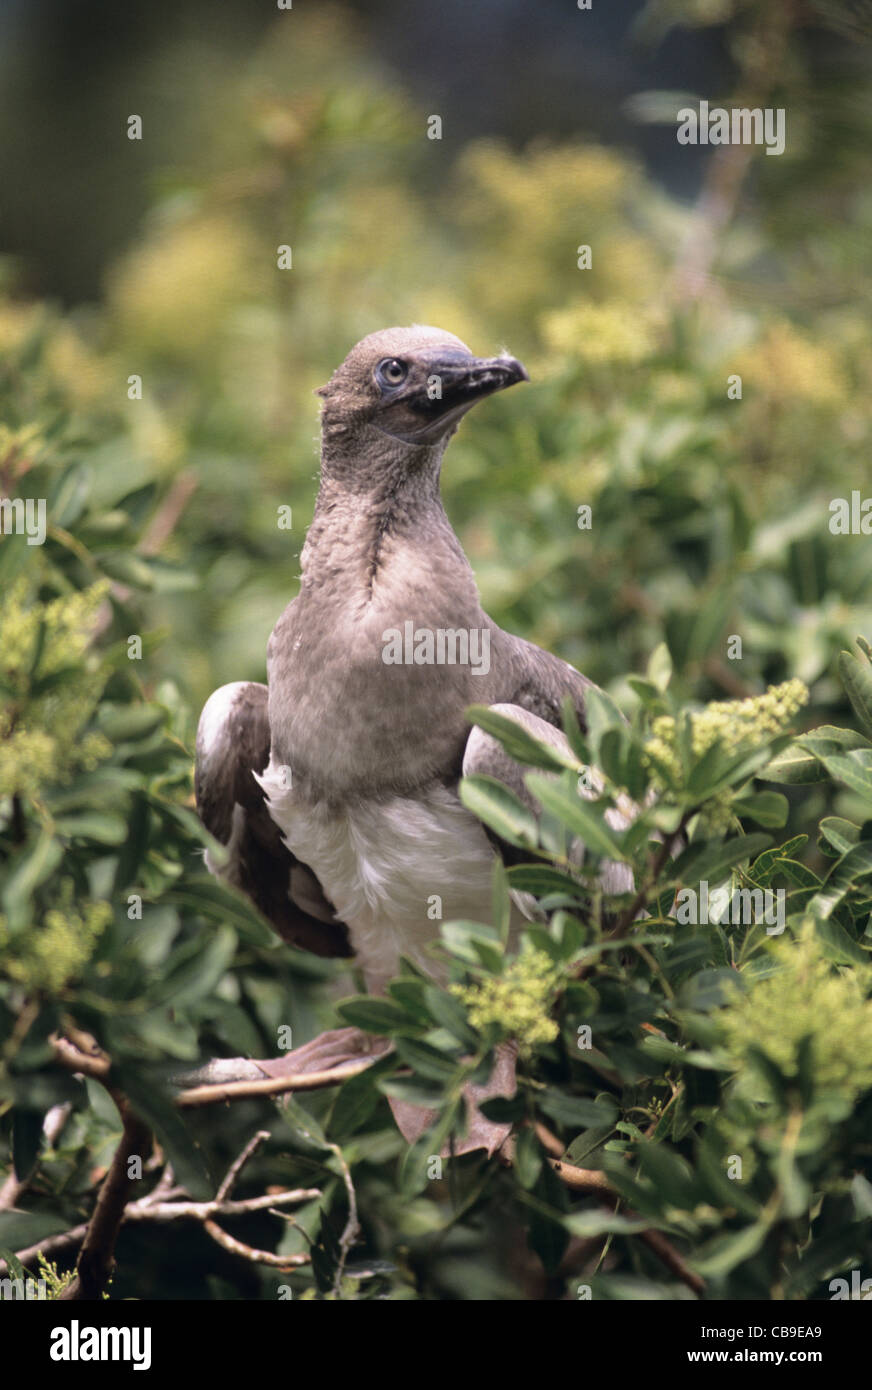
[535,1122,704,1298]
[125,1189,322,1223]
[203,1221,310,1269]
[58,1098,151,1300]
[176,1057,375,1108]
[216,1130,270,1202]
[547,1158,615,1194]
[325,1139,359,1296]
[50,1034,110,1082]
[606,811,691,944]
[638,1226,705,1297]
[0,1187,320,1273]
[138,471,198,557]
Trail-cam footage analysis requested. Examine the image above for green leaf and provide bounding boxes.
[582,686,627,758]
[809,841,872,919]
[763,727,870,784]
[55,811,128,845]
[506,864,586,897]
[165,877,274,945]
[380,1074,446,1108]
[1,831,63,918]
[692,1221,770,1277]
[11,1108,44,1184]
[839,647,872,740]
[525,1160,569,1272]
[813,913,872,966]
[524,775,629,861]
[565,1210,650,1237]
[336,997,421,1035]
[732,791,789,828]
[465,705,578,771]
[560,695,590,764]
[393,1037,462,1082]
[817,817,860,857]
[422,987,480,1049]
[329,1054,396,1141]
[117,1066,213,1199]
[626,676,669,716]
[491,857,510,944]
[0,1212,68,1251]
[440,920,504,972]
[635,1138,699,1207]
[514,1126,543,1189]
[459,775,539,849]
[748,835,808,888]
[97,704,166,742]
[762,746,829,784]
[537,1090,619,1130]
[820,749,872,804]
[647,641,673,692]
[671,833,772,889]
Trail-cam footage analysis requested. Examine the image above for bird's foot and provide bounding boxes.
[242,1030,516,1159]
[253,1026,391,1079]
[389,1042,518,1158]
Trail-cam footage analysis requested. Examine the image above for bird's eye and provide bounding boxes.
[377,357,408,388]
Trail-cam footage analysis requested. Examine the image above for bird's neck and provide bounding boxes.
[300,466,477,612]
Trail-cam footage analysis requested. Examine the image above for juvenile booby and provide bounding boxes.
[195,326,629,1145]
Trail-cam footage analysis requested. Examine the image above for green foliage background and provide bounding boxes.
[2,0,872,1300]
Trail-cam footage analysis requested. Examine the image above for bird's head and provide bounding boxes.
[316,326,528,462]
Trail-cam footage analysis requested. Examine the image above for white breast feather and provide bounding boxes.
[257,760,524,991]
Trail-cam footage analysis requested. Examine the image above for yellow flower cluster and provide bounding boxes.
[721,930,872,1103]
[644,679,808,828]
[107,213,265,361]
[541,299,659,367]
[0,580,112,799]
[36,1255,76,1299]
[645,675,806,806]
[0,309,107,411]
[451,948,562,1058]
[734,322,846,408]
[0,886,111,993]
[459,142,629,226]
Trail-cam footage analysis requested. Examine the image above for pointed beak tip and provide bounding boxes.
[504,356,529,385]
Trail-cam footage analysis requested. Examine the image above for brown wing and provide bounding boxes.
[195,680,352,958]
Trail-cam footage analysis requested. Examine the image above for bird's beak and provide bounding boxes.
[380,351,529,444]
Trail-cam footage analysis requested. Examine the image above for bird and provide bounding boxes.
[194,325,631,1149]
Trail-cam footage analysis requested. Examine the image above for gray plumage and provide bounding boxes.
[195,325,626,995]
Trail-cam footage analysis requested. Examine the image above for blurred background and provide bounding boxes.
[2,0,871,719]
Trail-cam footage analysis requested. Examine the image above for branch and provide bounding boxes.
[203,1220,309,1269]
[2,1185,320,1273]
[216,1130,270,1202]
[58,1097,151,1300]
[176,1057,375,1108]
[535,1122,705,1298]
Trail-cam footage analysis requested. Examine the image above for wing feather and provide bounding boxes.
[195,681,352,958]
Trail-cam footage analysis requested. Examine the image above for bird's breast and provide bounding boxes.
[268,588,490,799]
[256,766,506,992]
